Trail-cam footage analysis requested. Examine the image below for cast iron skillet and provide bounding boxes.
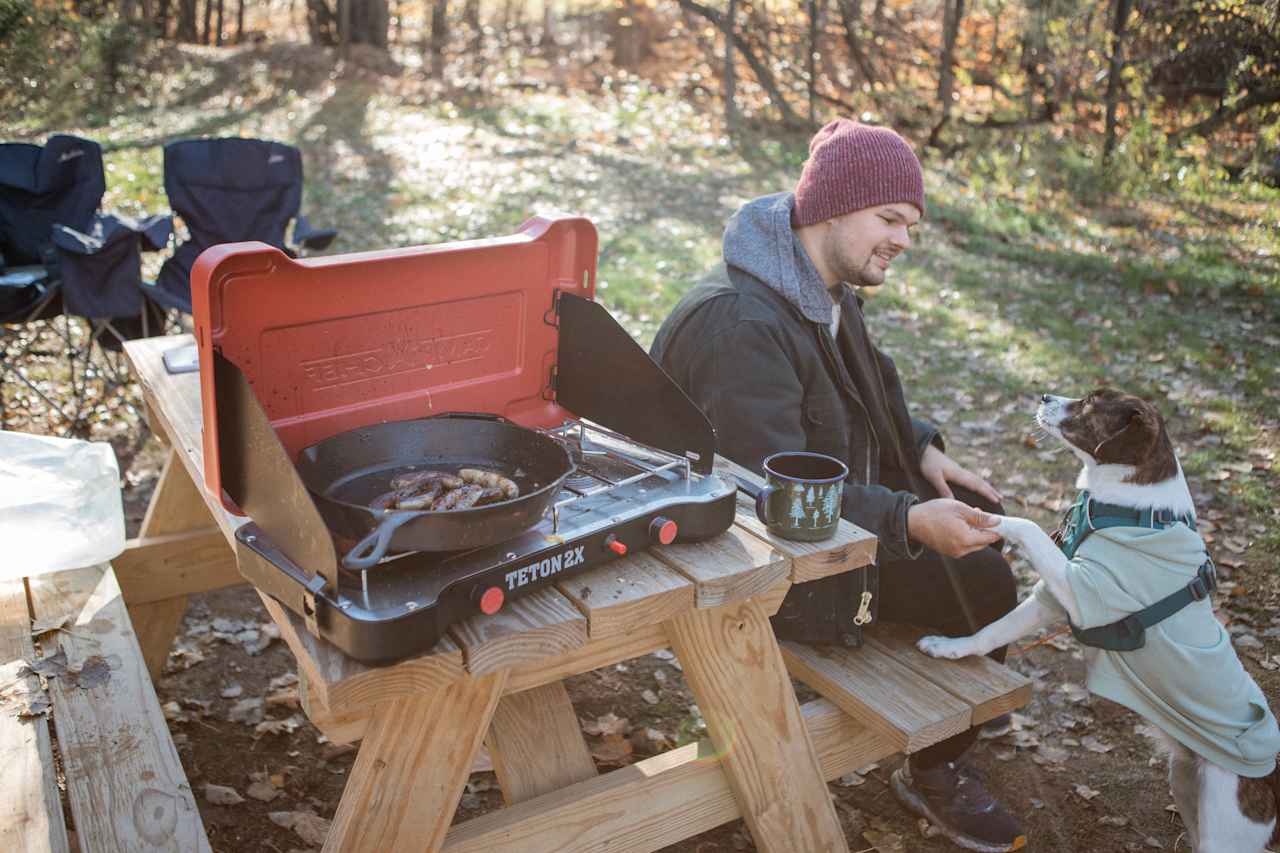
[296,413,575,570]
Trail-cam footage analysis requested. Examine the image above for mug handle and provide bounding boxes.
[754,484,778,526]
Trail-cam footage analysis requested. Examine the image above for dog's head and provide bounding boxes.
[1036,388,1178,485]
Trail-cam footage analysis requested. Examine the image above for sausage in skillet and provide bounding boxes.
[431,483,483,511]
[391,470,463,492]
[459,468,519,499]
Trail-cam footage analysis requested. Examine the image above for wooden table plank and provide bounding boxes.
[0,578,70,853]
[27,566,209,853]
[123,337,245,545]
[111,528,240,605]
[713,458,878,583]
[443,697,884,853]
[449,587,588,675]
[556,552,694,640]
[486,682,598,805]
[324,671,507,853]
[665,600,849,853]
[781,640,971,753]
[651,525,789,609]
[865,623,1032,725]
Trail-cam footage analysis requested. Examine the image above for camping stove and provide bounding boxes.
[191,215,736,663]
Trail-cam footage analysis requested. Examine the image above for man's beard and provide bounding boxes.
[834,250,883,289]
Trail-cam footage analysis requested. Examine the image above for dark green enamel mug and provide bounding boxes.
[754,451,848,541]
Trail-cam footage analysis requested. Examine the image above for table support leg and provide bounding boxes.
[665,599,849,853]
[323,670,508,853]
[485,681,597,805]
[126,450,216,681]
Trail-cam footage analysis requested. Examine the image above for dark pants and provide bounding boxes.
[878,479,1018,768]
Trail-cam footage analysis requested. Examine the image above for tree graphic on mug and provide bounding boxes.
[822,487,839,524]
[789,492,808,528]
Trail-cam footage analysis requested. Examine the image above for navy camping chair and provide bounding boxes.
[0,134,105,324]
[1,135,171,429]
[145,138,337,314]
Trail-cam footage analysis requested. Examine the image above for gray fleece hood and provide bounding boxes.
[722,192,836,327]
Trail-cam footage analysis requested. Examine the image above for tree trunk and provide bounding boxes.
[158,0,170,37]
[928,0,965,147]
[808,0,822,127]
[349,0,390,47]
[837,0,879,90]
[177,0,197,41]
[215,0,224,44]
[724,0,738,131]
[336,0,348,54]
[201,0,212,43]
[235,0,244,42]
[678,0,801,126]
[429,0,449,79]
[1102,0,1132,163]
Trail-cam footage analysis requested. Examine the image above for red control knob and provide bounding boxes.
[650,517,678,545]
[605,535,628,556]
[477,586,505,615]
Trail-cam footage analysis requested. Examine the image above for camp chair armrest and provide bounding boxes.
[292,214,337,251]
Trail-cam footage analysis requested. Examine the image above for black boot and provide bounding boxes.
[890,758,1026,852]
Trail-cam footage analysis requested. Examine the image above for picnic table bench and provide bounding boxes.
[75,332,1031,852]
[2,563,210,852]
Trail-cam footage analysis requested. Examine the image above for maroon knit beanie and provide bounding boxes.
[792,119,925,226]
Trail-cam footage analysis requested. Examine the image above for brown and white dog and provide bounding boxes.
[916,388,1280,852]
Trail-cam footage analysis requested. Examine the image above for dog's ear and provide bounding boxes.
[1093,404,1159,465]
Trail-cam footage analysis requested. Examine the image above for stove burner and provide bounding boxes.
[563,473,599,492]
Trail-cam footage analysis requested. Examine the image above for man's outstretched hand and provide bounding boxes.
[920,445,1002,505]
[907,499,1001,558]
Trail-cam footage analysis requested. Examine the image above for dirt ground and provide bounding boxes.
[117,432,1279,853]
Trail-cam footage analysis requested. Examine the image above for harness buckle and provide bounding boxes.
[1190,560,1217,600]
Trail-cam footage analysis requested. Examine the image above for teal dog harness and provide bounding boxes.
[1055,491,1217,652]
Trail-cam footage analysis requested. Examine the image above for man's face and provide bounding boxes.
[821,202,920,288]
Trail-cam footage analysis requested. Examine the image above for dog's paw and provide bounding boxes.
[917,635,978,660]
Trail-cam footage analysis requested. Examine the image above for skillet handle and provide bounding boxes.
[343,511,418,570]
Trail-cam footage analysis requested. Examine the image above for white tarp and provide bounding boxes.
[0,430,126,580]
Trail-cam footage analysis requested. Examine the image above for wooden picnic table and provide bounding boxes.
[118,333,1030,853]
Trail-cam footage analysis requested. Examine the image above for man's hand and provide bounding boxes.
[920,445,1002,505]
[907,499,1001,558]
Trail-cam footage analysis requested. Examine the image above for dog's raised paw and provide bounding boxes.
[917,635,973,659]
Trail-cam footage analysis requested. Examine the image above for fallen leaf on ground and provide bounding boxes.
[1098,815,1129,827]
[255,714,305,736]
[269,672,300,691]
[221,683,243,699]
[1073,783,1101,801]
[229,697,266,725]
[581,712,629,736]
[862,828,906,852]
[589,733,633,766]
[269,810,331,847]
[1081,735,1113,753]
[246,779,281,802]
[640,689,659,705]
[204,783,244,805]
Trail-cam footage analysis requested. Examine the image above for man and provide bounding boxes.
[650,119,1025,852]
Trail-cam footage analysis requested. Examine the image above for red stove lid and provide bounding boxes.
[192,215,597,514]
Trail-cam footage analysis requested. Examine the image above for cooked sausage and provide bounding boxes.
[430,483,483,511]
[370,490,399,511]
[459,468,519,499]
[450,484,487,510]
[473,487,507,507]
[390,470,463,492]
[397,480,447,510]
